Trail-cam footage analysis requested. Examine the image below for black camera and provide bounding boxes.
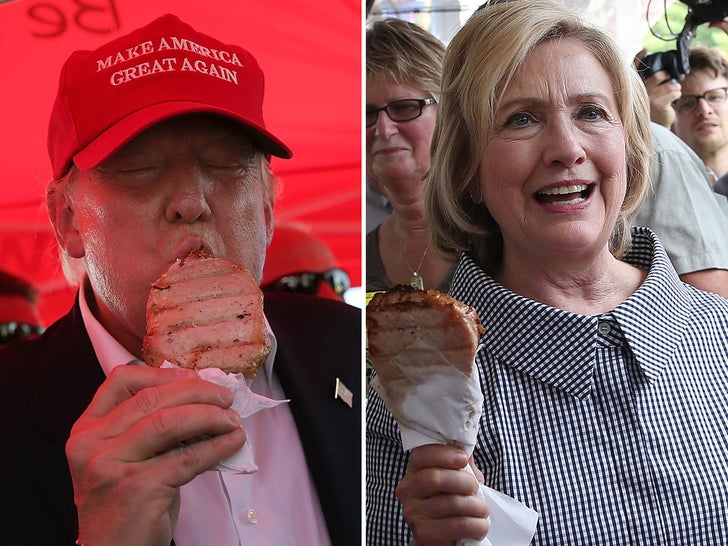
[638,0,728,81]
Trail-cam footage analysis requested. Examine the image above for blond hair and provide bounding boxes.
[425,0,652,270]
[366,18,445,97]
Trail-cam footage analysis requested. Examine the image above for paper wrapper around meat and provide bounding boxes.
[367,287,538,546]
[142,250,271,379]
[161,362,288,473]
[367,287,484,454]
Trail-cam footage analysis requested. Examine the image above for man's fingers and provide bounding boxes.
[116,403,243,461]
[78,367,234,437]
[83,365,199,417]
[160,426,247,480]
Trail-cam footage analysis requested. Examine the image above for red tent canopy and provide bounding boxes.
[0,0,362,325]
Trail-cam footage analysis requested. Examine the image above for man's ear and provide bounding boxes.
[265,203,275,247]
[46,185,85,259]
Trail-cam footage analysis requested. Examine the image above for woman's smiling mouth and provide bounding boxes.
[535,183,592,206]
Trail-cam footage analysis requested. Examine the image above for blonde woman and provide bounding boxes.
[366,18,456,292]
[367,1,728,544]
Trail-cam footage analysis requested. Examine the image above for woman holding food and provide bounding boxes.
[366,1,728,544]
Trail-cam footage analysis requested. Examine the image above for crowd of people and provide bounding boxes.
[5,0,728,544]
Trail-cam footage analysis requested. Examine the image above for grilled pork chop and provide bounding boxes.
[142,250,270,379]
[366,285,484,385]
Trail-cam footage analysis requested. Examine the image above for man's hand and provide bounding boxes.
[642,69,682,128]
[396,444,490,546]
[634,49,682,128]
[66,365,246,546]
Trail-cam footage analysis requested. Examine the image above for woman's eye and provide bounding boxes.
[579,105,606,121]
[506,112,533,128]
[390,104,418,117]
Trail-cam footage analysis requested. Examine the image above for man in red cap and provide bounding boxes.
[0,14,359,546]
[262,222,351,301]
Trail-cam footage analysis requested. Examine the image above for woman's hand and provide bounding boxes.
[66,365,246,546]
[396,444,490,546]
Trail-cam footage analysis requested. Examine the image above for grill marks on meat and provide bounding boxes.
[142,250,270,378]
[366,285,484,385]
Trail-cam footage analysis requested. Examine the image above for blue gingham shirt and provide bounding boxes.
[366,227,728,545]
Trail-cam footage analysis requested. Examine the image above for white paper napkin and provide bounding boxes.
[371,366,538,546]
[161,361,288,473]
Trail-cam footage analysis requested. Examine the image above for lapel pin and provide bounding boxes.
[334,377,353,408]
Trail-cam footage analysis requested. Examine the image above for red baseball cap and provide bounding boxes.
[48,13,292,179]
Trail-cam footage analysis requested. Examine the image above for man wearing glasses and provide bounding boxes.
[644,46,728,191]
[261,222,351,301]
[635,45,728,298]
[670,47,728,194]
[0,270,44,345]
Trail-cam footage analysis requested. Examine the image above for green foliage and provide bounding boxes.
[642,2,728,54]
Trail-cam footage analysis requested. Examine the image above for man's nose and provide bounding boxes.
[165,170,213,223]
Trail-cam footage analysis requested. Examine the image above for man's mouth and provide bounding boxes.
[535,183,592,206]
[696,121,719,131]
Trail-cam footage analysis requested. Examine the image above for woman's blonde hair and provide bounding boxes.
[425,0,652,271]
[366,18,445,96]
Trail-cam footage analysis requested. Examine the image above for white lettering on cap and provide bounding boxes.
[180,57,238,84]
[109,57,178,86]
[96,40,155,71]
[97,35,244,87]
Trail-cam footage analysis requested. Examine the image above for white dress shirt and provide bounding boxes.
[79,285,331,546]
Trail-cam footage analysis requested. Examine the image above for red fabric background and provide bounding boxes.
[0,0,362,325]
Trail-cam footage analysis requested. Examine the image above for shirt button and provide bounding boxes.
[246,508,259,525]
[598,322,611,335]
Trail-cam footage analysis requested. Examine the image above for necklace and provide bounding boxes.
[403,245,428,290]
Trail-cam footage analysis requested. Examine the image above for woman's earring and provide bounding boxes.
[470,187,483,204]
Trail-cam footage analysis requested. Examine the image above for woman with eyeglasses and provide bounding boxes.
[365,18,456,293]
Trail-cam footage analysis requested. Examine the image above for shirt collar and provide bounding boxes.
[449,228,691,398]
[78,280,278,385]
[612,227,691,382]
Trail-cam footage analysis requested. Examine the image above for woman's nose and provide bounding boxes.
[542,120,587,168]
[372,111,399,139]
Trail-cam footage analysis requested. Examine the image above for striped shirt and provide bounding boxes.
[366,227,728,545]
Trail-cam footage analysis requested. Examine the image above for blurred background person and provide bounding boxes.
[366,18,456,293]
[632,122,728,297]
[641,45,728,188]
[635,46,728,298]
[261,222,351,301]
[671,46,728,190]
[0,269,44,345]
